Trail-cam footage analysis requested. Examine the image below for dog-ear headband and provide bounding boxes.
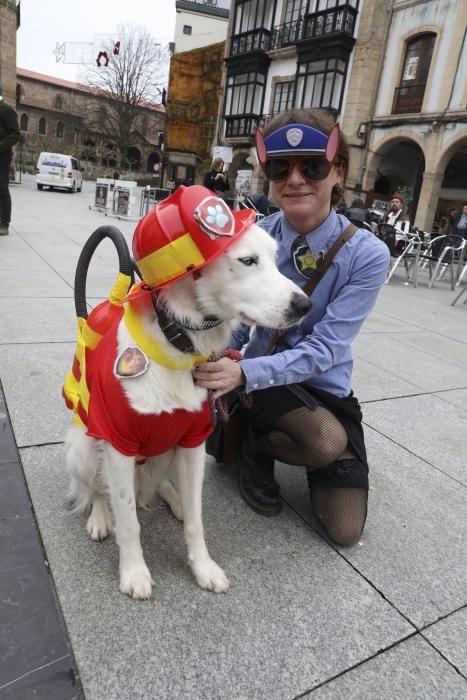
[255,122,340,165]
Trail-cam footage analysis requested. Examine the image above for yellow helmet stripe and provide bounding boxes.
[137,233,205,286]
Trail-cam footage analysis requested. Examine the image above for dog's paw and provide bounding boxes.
[119,564,154,599]
[86,501,113,541]
[192,558,229,593]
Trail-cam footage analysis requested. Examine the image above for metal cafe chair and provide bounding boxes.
[415,234,466,290]
[381,224,422,285]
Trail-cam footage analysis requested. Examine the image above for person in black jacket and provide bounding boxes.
[203,157,229,194]
[0,94,20,235]
[346,198,370,227]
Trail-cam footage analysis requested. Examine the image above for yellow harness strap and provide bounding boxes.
[123,301,208,370]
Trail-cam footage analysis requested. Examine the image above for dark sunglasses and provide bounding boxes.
[264,157,331,182]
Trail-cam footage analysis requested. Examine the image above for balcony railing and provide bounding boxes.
[230,4,358,56]
[392,84,425,114]
[224,114,270,138]
[230,28,271,56]
[304,4,358,40]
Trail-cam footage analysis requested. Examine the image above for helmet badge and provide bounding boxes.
[194,196,235,240]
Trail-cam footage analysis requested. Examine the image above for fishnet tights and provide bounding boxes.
[310,486,367,546]
[259,405,348,468]
[257,405,367,546]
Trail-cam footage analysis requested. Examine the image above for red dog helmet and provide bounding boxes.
[132,185,255,289]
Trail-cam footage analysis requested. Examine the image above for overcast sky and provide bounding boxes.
[16,0,176,83]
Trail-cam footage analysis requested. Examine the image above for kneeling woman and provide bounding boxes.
[194,108,389,546]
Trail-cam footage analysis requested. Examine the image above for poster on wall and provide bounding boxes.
[95,184,108,208]
[235,169,253,196]
[116,188,130,215]
[212,146,233,164]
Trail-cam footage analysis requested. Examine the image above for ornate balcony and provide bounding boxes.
[392,84,425,114]
[229,4,358,56]
[230,28,271,56]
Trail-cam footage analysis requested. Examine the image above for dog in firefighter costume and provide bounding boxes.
[63,184,310,599]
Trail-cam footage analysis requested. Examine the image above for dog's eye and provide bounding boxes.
[239,256,258,266]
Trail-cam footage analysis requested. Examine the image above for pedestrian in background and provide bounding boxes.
[0,91,20,236]
[203,157,229,195]
[382,194,408,226]
[346,197,370,228]
[449,204,467,238]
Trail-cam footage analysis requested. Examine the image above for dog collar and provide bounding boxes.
[123,302,208,370]
[154,297,222,354]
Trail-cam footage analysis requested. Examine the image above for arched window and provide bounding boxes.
[20,113,28,131]
[56,121,64,138]
[393,33,436,114]
[55,95,63,110]
[38,117,46,135]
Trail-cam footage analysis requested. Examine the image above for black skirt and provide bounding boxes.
[207,383,369,490]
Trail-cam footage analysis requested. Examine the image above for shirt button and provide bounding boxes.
[268,379,274,384]
[253,383,259,389]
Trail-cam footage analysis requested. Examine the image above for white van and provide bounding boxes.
[36,152,83,193]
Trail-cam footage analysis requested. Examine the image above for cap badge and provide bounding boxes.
[286,128,303,147]
[194,196,235,240]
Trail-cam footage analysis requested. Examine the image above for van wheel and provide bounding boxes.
[77,185,82,192]
[37,184,43,190]
[71,181,76,193]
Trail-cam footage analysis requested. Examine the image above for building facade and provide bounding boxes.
[0,0,19,104]
[217,0,361,193]
[16,68,165,178]
[164,41,226,186]
[342,0,467,231]
[174,0,230,53]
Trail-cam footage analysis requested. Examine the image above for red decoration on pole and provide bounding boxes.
[113,41,120,55]
[96,51,109,67]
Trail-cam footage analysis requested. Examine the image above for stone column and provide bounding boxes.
[414,171,443,232]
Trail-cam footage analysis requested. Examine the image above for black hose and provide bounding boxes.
[74,225,134,319]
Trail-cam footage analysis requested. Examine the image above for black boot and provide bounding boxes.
[237,429,282,516]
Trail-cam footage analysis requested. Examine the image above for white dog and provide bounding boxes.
[65,221,310,599]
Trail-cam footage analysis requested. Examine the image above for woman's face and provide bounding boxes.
[215,161,224,173]
[270,157,343,235]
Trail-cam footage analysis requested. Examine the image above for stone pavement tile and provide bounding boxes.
[0,270,73,297]
[423,608,467,678]
[0,389,19,464]
[307,635,467,699]
[363,393,467,484]
[360,310,420,334]
[1,655,80,700]
[383,330,467,371]
[375,286,467,344]
[434,387,467,411]
[352,358,421,402]
[0,559,72,696]
[60,265,124,299]
[0,342,74,447]
[0,239,52,272]
[20,445,413,700]
[0,461,32,518]
[352,333,464,392]
[276,427,467,629]
[0,298,76,343]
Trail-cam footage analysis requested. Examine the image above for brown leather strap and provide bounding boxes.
[265,222,358,354]
[303,222,358,295]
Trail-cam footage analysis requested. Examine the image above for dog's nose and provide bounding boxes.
[289,292,311,319]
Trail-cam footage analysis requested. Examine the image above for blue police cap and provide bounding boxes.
[264,123,328,157]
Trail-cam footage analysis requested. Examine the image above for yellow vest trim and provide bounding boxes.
[137,233,205,287]
[124,302,208,370]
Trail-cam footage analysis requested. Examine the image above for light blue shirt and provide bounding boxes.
[231,208,390,398]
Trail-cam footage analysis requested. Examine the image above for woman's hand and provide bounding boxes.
[193,358,245,399]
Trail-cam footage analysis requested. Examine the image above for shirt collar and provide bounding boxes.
[280,208,340,256]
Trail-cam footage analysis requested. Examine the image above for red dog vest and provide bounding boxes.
[84,320,213,458]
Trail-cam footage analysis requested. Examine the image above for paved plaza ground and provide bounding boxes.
[1,175,466,699]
